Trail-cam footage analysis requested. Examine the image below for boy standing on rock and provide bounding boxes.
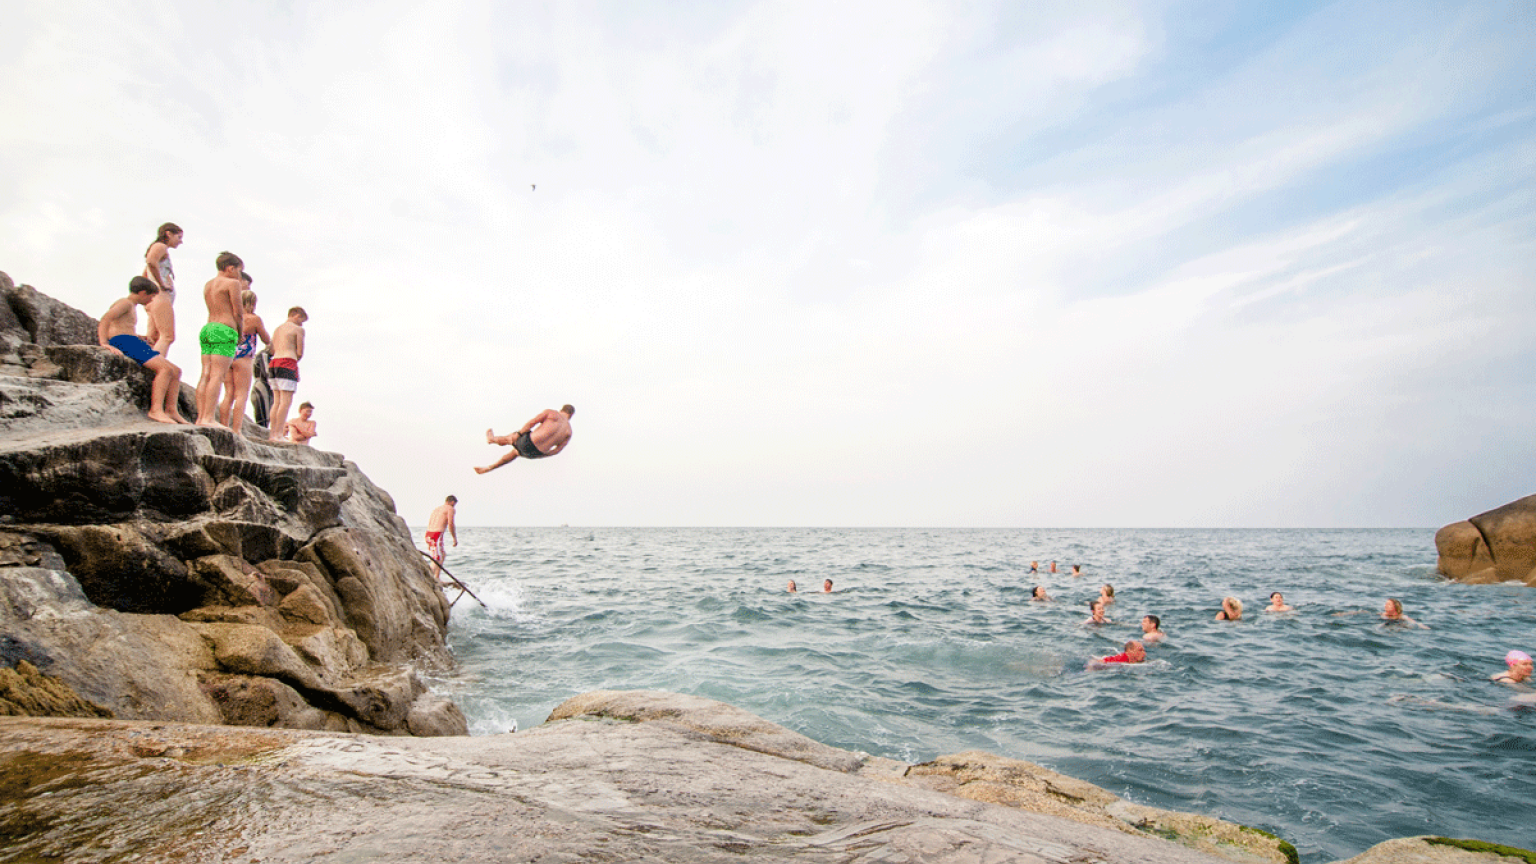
[267,307,308,441]
[195,252,245,428]
[425,495,458,579]
[98,276,188,424]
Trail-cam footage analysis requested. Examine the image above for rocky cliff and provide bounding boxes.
[1435,495,1536,586]
[0,272,465,735]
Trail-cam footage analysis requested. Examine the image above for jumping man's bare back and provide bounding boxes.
[477,405,575,474]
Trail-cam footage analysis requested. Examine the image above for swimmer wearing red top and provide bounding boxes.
[1095,640,1146,666]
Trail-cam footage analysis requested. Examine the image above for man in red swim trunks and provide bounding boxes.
[425,495,458,579]
[1096,640,1146,665]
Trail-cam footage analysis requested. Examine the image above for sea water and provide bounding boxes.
[427,528,1535,862]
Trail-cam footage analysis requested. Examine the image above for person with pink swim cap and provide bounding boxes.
[1492,650,1533,687]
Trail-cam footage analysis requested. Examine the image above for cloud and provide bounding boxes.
[1,0,1531,527]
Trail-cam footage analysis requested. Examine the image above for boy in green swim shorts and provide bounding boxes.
[195,251,245,428]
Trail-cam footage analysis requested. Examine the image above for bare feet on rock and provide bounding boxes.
[147,411,178,424]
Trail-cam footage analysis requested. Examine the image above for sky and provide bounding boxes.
[1,0,1531,528]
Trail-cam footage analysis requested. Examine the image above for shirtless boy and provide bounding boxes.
[143,222,182,354]
[286,402,318,445]
[425,495,458,578]
[477,405,574,473]
[267,307,308,441]
[98,276,188,424]
[195,252,245,427]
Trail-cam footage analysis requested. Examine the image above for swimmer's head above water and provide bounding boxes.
[1506,651,1533,683]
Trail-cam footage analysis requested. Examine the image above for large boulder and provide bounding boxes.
[0,276,461,735]
[1435,495,1536,585]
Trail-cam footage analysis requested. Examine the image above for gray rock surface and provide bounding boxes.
[1435,495,1536,585]
[3,692,1527,864]
[0,707,1254,864]
[0,275,461,735]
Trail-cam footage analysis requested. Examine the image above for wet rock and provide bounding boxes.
[1436,495,1536,586]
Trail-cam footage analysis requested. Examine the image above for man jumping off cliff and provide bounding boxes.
[476,405,574,474]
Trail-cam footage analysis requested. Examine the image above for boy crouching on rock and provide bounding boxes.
[98,276,189,424]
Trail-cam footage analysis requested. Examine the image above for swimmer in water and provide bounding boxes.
[1083,599,1110,626]
[1141,614,1165,644]
[1031,585,1050,602]
[786,580,797,593]
[1265,591,1293,612]
[1092,640,1146,666]
[1099,584,1115,605]
[1071,564,1082,577]
[822,579,833,593]
[1215,596,1243,621]
[1029,561,1039,574]
[1381,598,1428,629]
[1491,651,1531,687]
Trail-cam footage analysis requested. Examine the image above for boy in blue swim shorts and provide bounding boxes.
[98,276,188,424]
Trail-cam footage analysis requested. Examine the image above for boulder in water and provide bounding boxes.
[1435,495,1536,585]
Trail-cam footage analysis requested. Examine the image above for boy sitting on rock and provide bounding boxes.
[98,276,188,424]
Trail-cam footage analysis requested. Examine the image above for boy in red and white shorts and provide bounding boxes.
[425,495,458,579]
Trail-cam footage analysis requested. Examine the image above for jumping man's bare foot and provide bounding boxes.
[474,465,491,475]
[486,428,496,443]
